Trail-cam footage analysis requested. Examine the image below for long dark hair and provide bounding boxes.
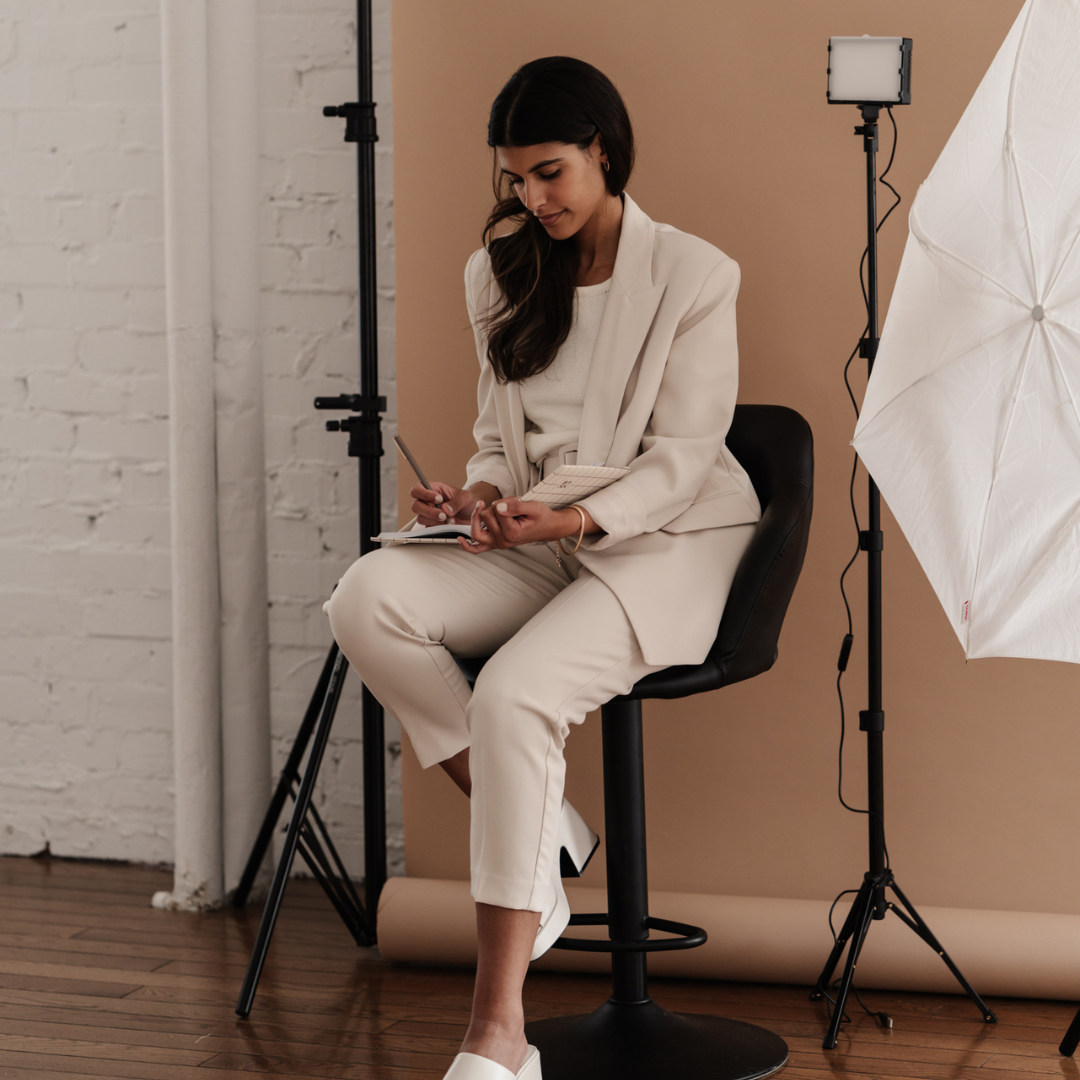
[480,57,634,383]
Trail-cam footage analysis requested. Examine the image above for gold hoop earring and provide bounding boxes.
[602,161,610,172]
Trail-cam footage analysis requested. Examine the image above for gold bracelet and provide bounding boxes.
[557,504,587,557]
[571,504,587,553]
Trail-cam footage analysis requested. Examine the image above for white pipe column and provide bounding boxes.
[158,0,224,910]
[208,0,272,899]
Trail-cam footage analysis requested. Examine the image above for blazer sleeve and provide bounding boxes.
[576,256,743,549]
[461,248,516,497]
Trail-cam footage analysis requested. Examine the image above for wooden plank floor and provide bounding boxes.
[0,857,1076,1079]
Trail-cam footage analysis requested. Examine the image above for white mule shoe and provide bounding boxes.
[517,1045,541,1079]
[530,800,598,961]
[443,1044,542,1080]
[559,798,599,878]
[530,856,570,960]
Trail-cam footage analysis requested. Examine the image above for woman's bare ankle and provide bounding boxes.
[459,1015,528,1072]
[439,747,472,797]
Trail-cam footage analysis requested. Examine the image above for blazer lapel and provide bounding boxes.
[494,377,531,495]
[577,193,666,467]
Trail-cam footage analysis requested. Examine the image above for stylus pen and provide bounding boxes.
[393,434,433,490]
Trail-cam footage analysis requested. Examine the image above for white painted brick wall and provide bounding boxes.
[0,0,402,880]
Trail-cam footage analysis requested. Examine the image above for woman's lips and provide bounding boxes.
[538,211,564,226]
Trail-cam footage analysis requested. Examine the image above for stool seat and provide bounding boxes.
[456,405,813,1080]
[456,403,813,704]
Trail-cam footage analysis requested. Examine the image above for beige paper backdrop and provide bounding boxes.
[390,0,1080,920]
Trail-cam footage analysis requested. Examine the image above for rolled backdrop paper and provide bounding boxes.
[378,877,1080,1000]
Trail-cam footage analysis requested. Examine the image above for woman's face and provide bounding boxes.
[497,134,611,241]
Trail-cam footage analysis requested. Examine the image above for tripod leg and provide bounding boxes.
[1060,1007,1080,1056]
[887,879,997,1023]
[296,821,367,943]
[232,644,339,907]
[235,651,349,1019]
[811,881,871,1001]
[822,884,877,1050]
[306,796,368,923]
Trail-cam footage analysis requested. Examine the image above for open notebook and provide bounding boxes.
[373,464,630,544]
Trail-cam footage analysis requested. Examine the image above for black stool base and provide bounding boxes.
[525,998,788,1080]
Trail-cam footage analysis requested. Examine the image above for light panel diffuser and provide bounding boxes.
[828,37,912,106]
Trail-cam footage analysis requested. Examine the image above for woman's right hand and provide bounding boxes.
[410,482,479,527]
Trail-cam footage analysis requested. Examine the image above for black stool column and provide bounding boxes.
[604,699,649,1005]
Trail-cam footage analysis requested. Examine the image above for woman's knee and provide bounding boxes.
[324,549,404,660]
[468,655,556,744]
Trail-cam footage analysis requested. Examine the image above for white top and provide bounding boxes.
[519,277,611,469]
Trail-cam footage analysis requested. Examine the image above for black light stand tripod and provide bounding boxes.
[809,104,998,1050]
[232,0,388,1020]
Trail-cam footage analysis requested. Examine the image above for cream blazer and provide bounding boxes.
[463,192,761,667]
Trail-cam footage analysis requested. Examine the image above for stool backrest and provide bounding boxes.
[627,404,814,700]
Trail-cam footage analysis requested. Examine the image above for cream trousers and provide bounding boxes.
[324,530,751,912]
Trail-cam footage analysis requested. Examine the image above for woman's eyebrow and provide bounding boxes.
[501,157,564,176]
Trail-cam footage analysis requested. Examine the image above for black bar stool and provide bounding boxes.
[455,404,814,1080]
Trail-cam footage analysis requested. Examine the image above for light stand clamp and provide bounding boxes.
[323,102,378,144]
[315,394,387,460]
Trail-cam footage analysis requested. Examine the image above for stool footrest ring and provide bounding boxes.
[551,912,708,952]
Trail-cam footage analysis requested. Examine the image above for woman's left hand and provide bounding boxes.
[459,498,593,553]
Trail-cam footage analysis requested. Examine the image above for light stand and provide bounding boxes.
[232,0,388,1019]
[808,104,998,1050]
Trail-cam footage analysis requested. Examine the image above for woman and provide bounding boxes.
[325,56,761,1080]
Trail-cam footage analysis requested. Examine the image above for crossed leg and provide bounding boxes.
[325,542,663,1074]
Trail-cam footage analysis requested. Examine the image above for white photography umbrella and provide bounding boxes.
[853,0,1080,663]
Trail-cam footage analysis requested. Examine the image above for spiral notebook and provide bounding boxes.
[522,463,630,508]
[372,464,629,544]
